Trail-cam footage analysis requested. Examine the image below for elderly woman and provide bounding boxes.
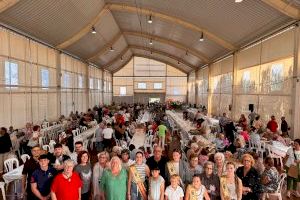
[261,157,279,199]
[128,151,150,200]
[51,160,82,200]
[186,153,203,184]
[200,161,220,200]
[214,152,226,177]
[100,156,128,200]
[93,151,110,200]
[236,154,262,200]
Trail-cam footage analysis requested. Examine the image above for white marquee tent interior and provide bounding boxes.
[0,0,300,138]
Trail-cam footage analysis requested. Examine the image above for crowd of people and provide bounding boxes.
[0,102,299,200]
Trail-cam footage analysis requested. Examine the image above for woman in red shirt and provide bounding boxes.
[51,159,82,200]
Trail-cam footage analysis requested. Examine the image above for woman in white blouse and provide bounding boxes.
[93,151,110,200]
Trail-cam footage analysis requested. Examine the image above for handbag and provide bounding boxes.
[288,165,298,178]
[288,152,299,178]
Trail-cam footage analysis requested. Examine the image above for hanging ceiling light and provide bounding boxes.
[149,39,153,45]
[199,32,204,42]
[235,0,243,3]
[150,51,153,55]
[109,46,114,52]
[121,56,123,61]
[148,14,153,24]
[91,26,96,34]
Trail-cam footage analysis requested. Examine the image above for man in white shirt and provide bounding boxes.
[102,123,114,150]
[70,141,83,164]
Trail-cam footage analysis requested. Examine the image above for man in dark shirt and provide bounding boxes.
[48,143,70,172]
[281,116,289,135]
[31,154,56,200]
[22,146,41,199]
[146,146,168,179]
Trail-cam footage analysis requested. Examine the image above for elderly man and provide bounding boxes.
[146,146,168,179]
[51,160,82,200]
[200,161,220,200]
[31,154,56,200]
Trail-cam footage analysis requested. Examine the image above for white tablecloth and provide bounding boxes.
[3,165,24,184]
[74,125,98,143]
[166,110,212,146]
[263,140,290,157]
[130,128,146,149]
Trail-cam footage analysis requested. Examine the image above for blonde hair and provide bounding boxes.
[110,156,122,171]
[170,174,180,182]
[241,153,255,166]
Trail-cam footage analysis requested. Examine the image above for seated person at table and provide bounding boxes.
[214,133,229,152]
[272,132,286,146]
[49,143,70,172]
[79,114,89,127]
[31,154,56,200]
[261,157,279,195]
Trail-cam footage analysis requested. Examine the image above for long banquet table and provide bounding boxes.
[166,110,213,147]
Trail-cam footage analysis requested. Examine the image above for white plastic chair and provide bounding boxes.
[20,154,30,164]
[4,158,19,172]
[81,126,87,132]
[267,146,283,169]
[39,137,47,147]
[72,130,79,137]
[42,145,50,152]
[49,140,56,153]
[144,135,154,154]
[83,140,89,150]
[4,158,20,194]
[262,173,286,200]
[0,182,6,200]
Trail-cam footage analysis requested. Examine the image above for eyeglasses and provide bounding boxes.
[205,167,213,170]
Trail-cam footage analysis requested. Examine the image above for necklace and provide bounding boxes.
[63,173,71,182]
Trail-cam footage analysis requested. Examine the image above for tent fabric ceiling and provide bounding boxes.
[0,0,296,73]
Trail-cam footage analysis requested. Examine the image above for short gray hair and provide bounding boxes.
[214,152,225,163]
[204,161,214,169]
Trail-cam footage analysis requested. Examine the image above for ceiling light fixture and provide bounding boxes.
[199,32,204,42]
[235,0,243,3]
[109,46,114,52]
[149,39,153,45]
[91,26,96,34]
[121,56,123,61]
[148,15,153,24]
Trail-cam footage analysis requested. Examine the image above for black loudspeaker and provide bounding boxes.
[249,104,254,111]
